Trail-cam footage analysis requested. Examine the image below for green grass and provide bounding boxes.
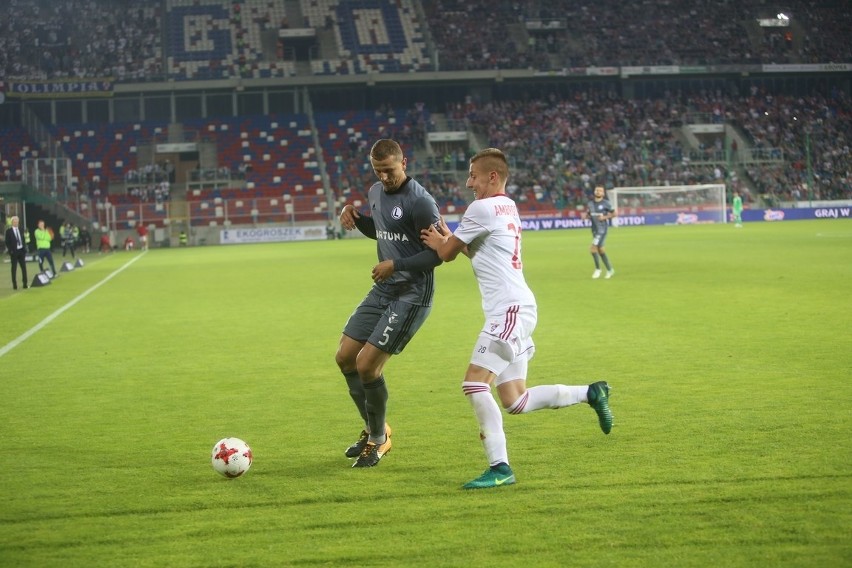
[1,220,850,567]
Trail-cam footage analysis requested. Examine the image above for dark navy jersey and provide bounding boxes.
[587,198,614,234]
[364,177,441,306]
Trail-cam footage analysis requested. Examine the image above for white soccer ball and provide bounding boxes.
[211,437,253,478]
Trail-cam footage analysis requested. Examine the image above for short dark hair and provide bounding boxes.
[370,139,403,161]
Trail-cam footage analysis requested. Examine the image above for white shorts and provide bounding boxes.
[469,305,536,386]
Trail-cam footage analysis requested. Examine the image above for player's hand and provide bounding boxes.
[372,259,394,283]
[339,204,360,231]
[420,223,446,251]
[434,217,450,236]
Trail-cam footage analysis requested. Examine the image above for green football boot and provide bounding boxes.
[587,381,613,434]
[463,463,516,489]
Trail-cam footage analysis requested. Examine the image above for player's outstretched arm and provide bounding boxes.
[421,224,466,262]
[391,196,443,272]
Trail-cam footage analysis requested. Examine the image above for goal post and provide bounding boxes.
[610,184,728,226]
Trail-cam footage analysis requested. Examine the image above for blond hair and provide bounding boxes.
[470,148,509,183]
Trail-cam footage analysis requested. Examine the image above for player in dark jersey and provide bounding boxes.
[336,139,442,468]
[584,185,617,279]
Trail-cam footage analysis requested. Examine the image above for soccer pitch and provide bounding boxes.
[1,220,850,567]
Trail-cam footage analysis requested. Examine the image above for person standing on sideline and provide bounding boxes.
[61,222,76,258]
[4,216,29,290]
[421,148,613,489]
[23,225,33,254]
[79,225,91,253]
[584,185,617,279]
[99,232,112,253]
[732,190,743,228]
[336,139,442,468]
[35,220,58,275]
[137,224,149,250]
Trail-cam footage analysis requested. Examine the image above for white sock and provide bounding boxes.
[508,385,588,414]
[462,381,508,467]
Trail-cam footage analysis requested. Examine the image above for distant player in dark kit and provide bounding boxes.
[336,139,443,468]
[584,185,617,279]
[61,222,77,258]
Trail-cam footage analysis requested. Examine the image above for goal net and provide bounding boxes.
[610,184,727,226]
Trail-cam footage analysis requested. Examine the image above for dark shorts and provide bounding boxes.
[343,288,432,355]
[592,230,608,247]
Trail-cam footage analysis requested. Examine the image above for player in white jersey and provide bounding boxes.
[422,148,614,489]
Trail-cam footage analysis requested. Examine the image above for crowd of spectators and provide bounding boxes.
[124,161,175,185]
[732,90,851,202]
[326,104,432,203]
[464,88,849,208]
[127,181,171,203]
[453,92,738,209]
[0,0,162,81]
[4,89,848,212]
[423,0,852,72]
[2,0,850,81]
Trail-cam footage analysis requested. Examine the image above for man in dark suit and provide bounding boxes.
[4,215,29,290]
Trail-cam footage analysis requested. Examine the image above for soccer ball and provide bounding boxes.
[211,437,253,478]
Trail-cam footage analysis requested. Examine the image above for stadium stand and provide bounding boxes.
[2,0,851,80]
[165,0,295,80]
[51,121,165,189]
[302,0,431,74]
[0,128,40,181]
[1,1,849,233]
[0,0,162,81]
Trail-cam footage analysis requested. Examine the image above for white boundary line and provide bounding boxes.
[0,253,146,359]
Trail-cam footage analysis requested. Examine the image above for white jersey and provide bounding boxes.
[454,194,536,315]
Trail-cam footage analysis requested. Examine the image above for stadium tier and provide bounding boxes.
[2,0,850,80]
[0,128,40,181]
[0,1,849,233]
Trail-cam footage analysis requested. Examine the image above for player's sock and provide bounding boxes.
[462,381,507,466]
[592,253,601,269]
[344,371,369,427]
[363,376,388,444]
[601,254,613,271]
[507,385,587,414]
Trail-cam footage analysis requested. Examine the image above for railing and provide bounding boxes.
[64,193,332,233]
[736,147,785,163]
[674,147,785,165]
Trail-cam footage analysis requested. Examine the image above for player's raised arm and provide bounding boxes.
[340,203,376,239]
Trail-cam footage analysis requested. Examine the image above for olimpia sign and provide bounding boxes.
[6,80,114,98]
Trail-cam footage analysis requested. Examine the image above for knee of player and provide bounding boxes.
[354,360,383,382]
[334,348,354,373]
[502,392,527,412]
[497,381,528,412]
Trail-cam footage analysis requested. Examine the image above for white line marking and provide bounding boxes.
[0,253,145,359]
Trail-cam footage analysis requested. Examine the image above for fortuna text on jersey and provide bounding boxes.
[376,230,409,242]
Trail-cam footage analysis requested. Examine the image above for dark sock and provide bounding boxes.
[601,253,612,271]
[592,253,601,269]
[344,371,368,428]
[363,376,388,444]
